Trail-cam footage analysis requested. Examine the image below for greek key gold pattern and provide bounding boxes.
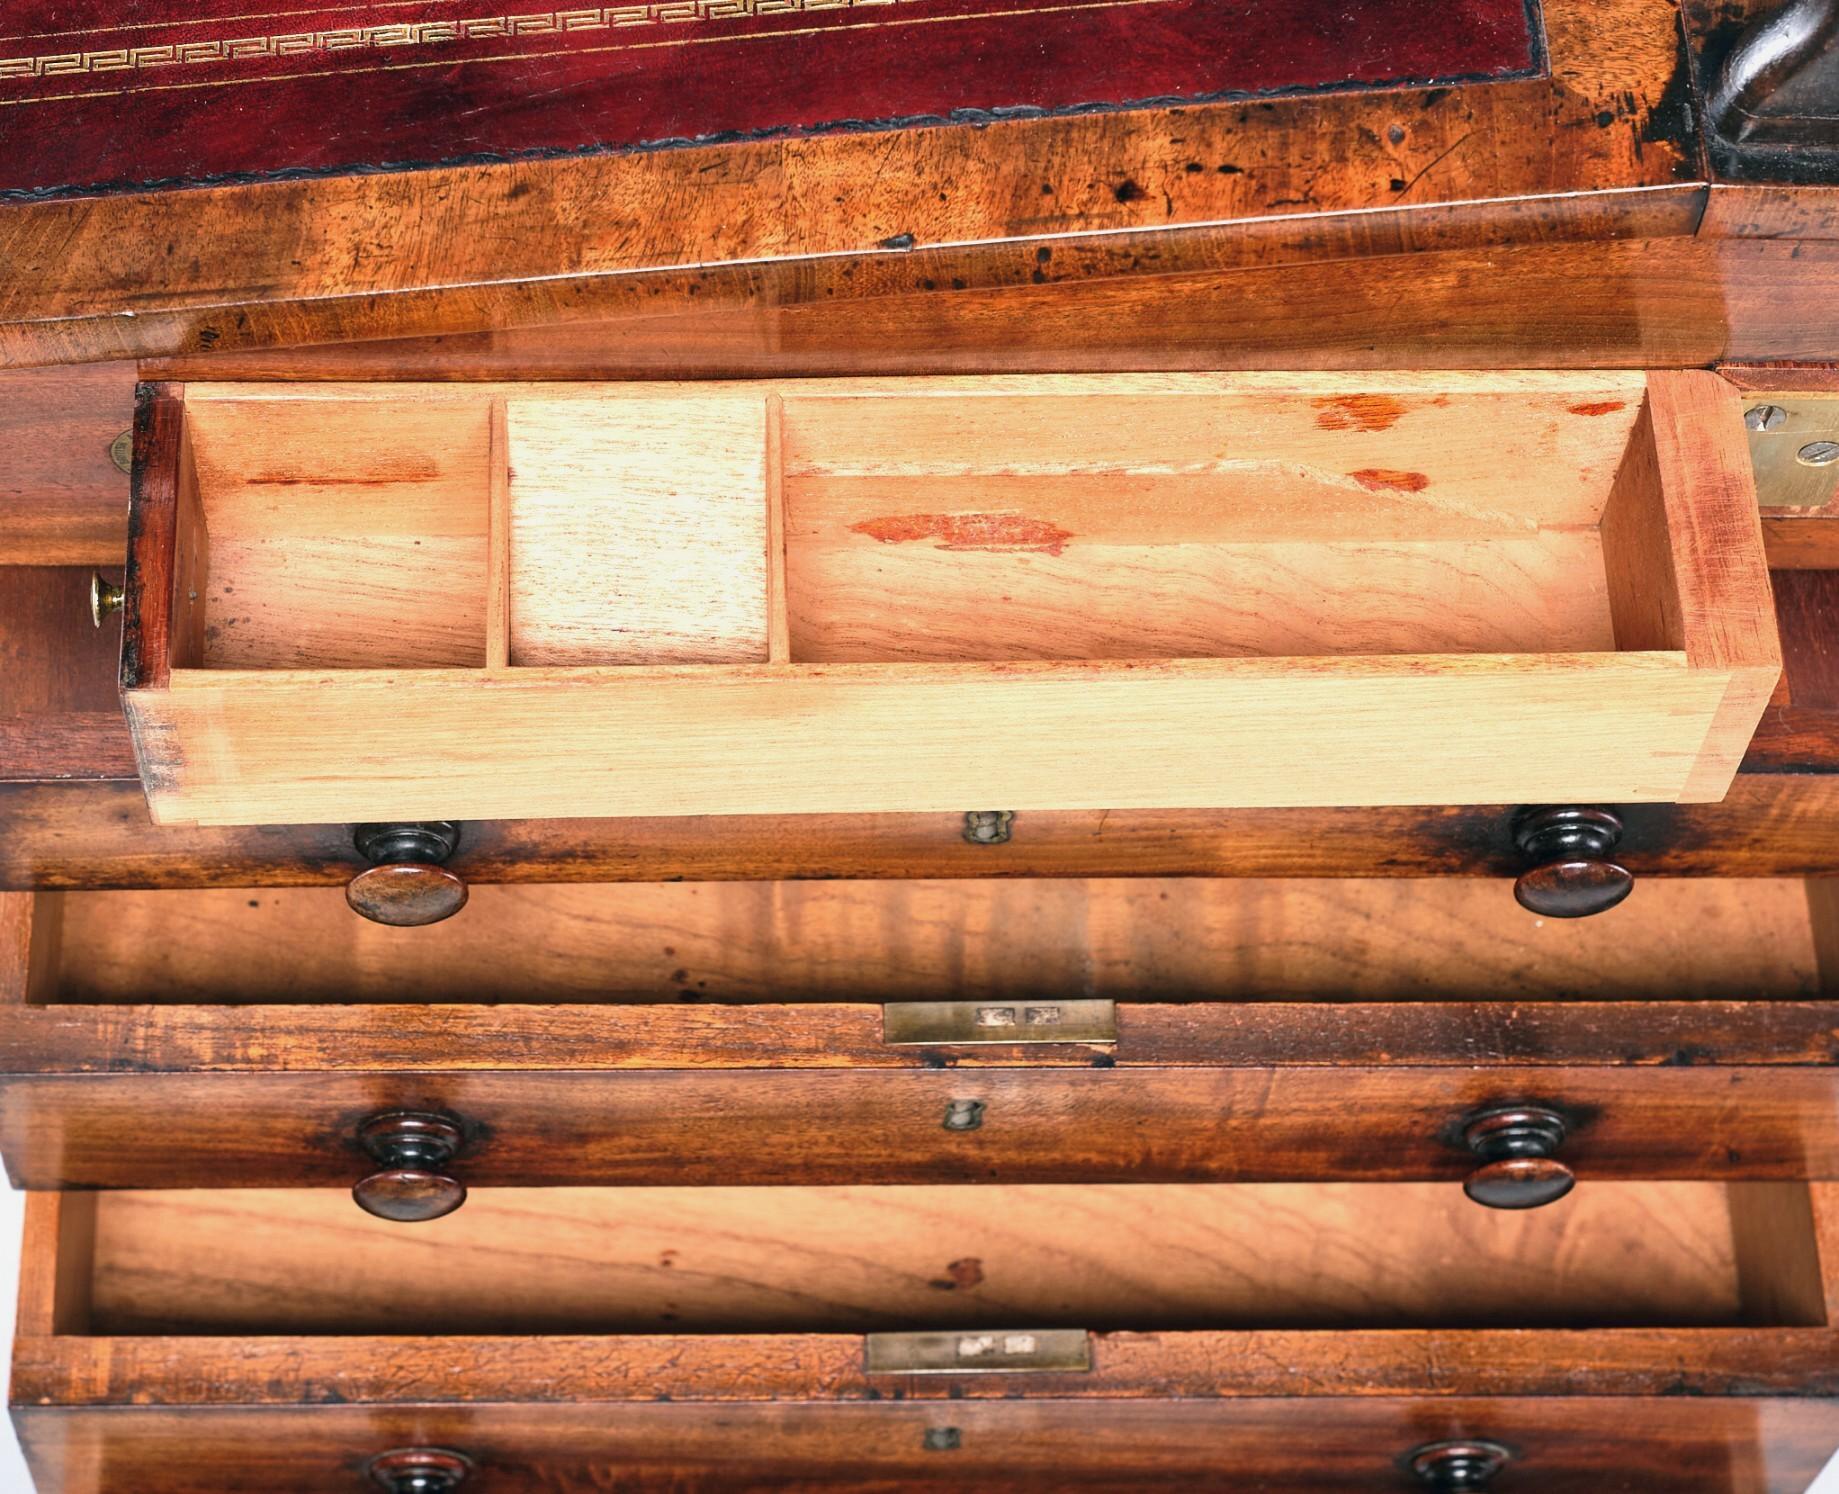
[0,1,921,83]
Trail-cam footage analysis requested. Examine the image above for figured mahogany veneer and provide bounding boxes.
[114,372,1779,827]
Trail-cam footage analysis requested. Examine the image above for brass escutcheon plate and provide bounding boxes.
[865,1329,1093,1375]
[882,999,1117,1046]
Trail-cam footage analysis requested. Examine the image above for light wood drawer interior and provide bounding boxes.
[121,371,1778,824]
[46,1181,1838,1336]
[21,877,1826,1005]
[182,376,1649,672]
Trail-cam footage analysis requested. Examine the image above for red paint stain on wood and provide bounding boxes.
[929,1257,986,1291]
[1350,468,1430,492]
[1314,394,1408,432]
[1566,400,1627,417]
[852,513,1072,556]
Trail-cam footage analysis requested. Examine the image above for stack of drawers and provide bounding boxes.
[4,360,1839,1491]
[7,0,1839,1489]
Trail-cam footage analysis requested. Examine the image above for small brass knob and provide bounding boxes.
[348,822,467,926]
[1461,1106,1574,1210]
[368,1449,472,1492]
[90,572,124,629]
[1512,806,1631,918]
[1410,1440,1512,1489]
[354,1112,468,1223]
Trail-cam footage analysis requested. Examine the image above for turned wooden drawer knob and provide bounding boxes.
[348,822,467,927]
[1512,806,1631,918]
[1462,1106,1574,1210]
[368,1449,472,1492]
[1410,1440,1512,1489]
[354,1112,468,1222]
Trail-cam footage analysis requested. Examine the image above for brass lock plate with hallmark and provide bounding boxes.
[1744,396,1839,508]
[865,1329,1093,1375]
[882,1000,1117,1046]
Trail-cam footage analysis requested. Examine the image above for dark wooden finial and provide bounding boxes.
[1461,1106,1575,1210]
[368,1449,473,1493]
[347,822,468,926]
[353,1112,468,1223]
[1409,1440,1513,1490]
[1511,807,1631,918]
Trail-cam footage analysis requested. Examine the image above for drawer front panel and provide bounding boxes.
[14,1398,1839,1493]
[8,780,1839,889]
[2,1067,1835,1192]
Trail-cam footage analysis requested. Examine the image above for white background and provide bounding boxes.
[0,1184,30,1489]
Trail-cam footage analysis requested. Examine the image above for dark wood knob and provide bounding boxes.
[1462,1106,1575,1210]
[368,1449,472,1492]
[1410,1440,1512,1489]
[354,1112,468,1222]
[348,822,467,926]
[1511,807,1631,918]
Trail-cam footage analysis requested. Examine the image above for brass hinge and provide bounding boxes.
[865,1329,1092,1375]
[882,999,1117,1046]
[1742,396,1839,508]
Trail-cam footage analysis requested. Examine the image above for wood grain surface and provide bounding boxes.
[9,1062,1839,1192]
[118,373,1773,825]
[16,778,1839,886]
[506,396,769,665]
[0,367,133,565]
[0,0,1694,366]
[30,878,1822,1005]
[14,1398,1839,1493]
[74,1182,1768,1335]
[185,396,492,670]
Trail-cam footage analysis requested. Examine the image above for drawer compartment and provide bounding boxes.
[4,881,1839,1196]
[118,372,1779,826]
[13,1188,1839,1491]
[57,1183,1834,1336]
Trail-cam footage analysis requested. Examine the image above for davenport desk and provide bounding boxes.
[6,1,1839,1490]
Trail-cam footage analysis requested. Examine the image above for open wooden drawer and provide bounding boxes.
[12,1183,1839,1491]
[5,877,1839,1204]
[118,372,1780,827]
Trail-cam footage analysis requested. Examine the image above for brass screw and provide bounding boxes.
[1745,404,1788,432]
[1797,440,1839,467]
[90,572,124,629]
[108,429,133,474]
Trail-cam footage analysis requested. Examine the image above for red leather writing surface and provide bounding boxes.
[0,1,1543,198]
